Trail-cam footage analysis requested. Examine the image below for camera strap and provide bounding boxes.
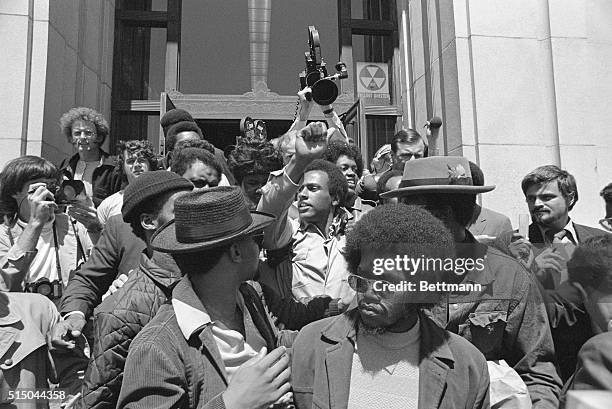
[52,222,64,287]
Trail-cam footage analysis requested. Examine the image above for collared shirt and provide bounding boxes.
[258,168,355,300]
[538,219,578,246]
[172,278,267,381]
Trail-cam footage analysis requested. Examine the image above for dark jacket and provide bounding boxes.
[60,215,146,318]
[430,231,562,409]
[81,251,181,409]
[59,151,122,207]
[81,252,327,409]
[494,222,609,381]
[116,276,296,409]
[291,309,490,409]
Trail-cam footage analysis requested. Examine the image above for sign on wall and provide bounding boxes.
[356,62,390,104]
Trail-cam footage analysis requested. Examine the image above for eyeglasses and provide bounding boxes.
[250,232,265,249]
[347,274,393,296]
[600,218,612,232]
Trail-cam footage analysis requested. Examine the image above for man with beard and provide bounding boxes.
[381,157,562,408]
[291,204,490,409]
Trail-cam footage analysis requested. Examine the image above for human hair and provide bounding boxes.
[226,140,283,184]
[344,204,454,306]
[521,165,578,210]
[117,139,158,170]
[600,183,612,203]
[173,138,215,155]
[468,161,485,187]
[172,243,232,277]
[0,156,59,217]
[166,121,204,152]
[128,189,184,241]
[171,148,223,179]
[391,128,428,157]
[59,107,109,145]
[304,159,349,207]
[323,141,364,177]
[377,169,403,196]
[568,235,612,293]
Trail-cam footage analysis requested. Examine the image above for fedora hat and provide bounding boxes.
[151,186,275,254]
[380,156,495,198]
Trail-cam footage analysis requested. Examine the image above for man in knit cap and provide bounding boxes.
[51,171,193,352]
[79,170,194,408]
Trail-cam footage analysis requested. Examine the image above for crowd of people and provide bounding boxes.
[1,88,611,409]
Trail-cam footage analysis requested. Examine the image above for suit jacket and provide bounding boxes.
[526,222,607,244]
[291,309,490,409]
[468,204,512,239]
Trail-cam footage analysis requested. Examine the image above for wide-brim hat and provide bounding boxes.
[380,156,495,198]
[151,186,275,254]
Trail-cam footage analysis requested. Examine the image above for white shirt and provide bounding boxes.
[97,190,124,225]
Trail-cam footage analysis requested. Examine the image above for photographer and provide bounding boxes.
[0,156,95,296]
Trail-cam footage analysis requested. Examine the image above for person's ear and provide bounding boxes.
[567,193,576,209]
[331,195,340,207]
[140,213,157,232]
[227,241,243,263]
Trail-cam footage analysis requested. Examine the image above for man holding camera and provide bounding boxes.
[0,155,94,400]
[0,156,95,296]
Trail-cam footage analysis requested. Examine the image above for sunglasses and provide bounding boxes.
[599,218,612,232]
[348,274,393,296]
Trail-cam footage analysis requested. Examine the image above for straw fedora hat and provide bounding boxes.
[151,186,275,253]
[380,156,495,198]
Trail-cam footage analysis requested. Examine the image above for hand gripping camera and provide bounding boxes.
[299,26,348,106]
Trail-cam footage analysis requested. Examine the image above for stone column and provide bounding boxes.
[247,0,272,94]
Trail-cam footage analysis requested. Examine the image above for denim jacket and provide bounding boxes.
[429,231,562,409]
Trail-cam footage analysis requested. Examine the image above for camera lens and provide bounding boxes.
[312,79,339,105]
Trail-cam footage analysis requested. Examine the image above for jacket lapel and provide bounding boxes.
[197,326,229,386]
[320,312,357,409]
[324,342,353,409]
[418,316,455,409]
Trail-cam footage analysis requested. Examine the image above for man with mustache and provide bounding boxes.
[291,204,490,409]
[497,165,609,380]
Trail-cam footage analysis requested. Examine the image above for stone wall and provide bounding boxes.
[0,0,114,169]
[405,0,612,228]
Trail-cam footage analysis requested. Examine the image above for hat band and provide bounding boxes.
[175,209,253,244]
[399,176,474,188]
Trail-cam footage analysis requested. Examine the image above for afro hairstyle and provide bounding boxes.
[303,159,349,208]
[323,141,364,177]
[600,182,612,203]
[59,107,109,145]
[343,203,455,278]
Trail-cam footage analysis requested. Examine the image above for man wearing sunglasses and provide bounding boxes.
[381,157,562,409]
[291,204,490,409]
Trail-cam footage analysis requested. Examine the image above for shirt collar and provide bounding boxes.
[458,230,495,286]
[171,276,246,340]
[298,206,352,238]
[538,218,577,244]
